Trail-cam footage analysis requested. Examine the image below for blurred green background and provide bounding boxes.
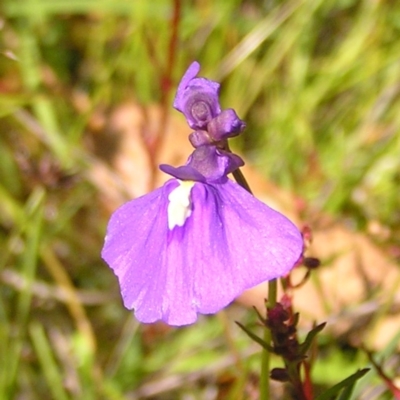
[1,0,399,398]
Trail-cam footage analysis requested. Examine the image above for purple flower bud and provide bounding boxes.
[207,109,246,141]
[270,368,290,382]
[188,130,213,147]
[173,62,221,129]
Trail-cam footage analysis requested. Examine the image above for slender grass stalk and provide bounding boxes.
[29,323,69,400]
[40,246,96,353]
[7,189,44,399]
[16,19,70,167]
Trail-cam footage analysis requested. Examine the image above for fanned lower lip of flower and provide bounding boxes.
[101,178,303,326]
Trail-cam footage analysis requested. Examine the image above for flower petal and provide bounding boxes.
[173,62,221,129]
[161,146,244,184]
[101,180,181,323]
[159,164,206,182]
[177,180,303,315]
[173,62,200,110]
[102,178,302,326]
[185,145,244,182]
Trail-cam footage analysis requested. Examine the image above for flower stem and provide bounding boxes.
[225,142,253,194]
[230,162,277,399]
[268,278,278,309]
[232,168,253,194]
[260,278,278,400]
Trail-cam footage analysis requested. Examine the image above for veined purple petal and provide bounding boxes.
[159,164,206,182]
[182,180,303,315]
[174,62,200,103]
[102,179,182,323]
[102,178,303,326]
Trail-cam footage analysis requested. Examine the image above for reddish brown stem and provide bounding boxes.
[302,361,314,400]
[365,349,400,399]
[149,0,181,190]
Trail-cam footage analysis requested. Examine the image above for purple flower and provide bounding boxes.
[174,62,246,143]
[101,150,303,326]
[102,62,302,326]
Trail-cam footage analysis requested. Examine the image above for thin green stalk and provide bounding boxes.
[231,162,278,399]
[6,189,44,398]
[260,279,278,400]
[260,326,272,400]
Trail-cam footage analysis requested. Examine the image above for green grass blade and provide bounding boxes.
[29,323,70,400]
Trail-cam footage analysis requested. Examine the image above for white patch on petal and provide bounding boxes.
[167,180,195,230]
